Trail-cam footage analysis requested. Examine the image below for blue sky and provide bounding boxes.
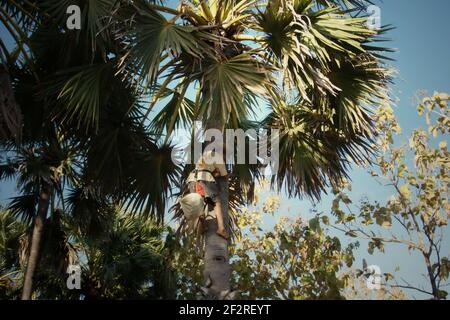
[1,0,449,299]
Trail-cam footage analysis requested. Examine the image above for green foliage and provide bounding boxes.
[77,210,170,299]
[172,190,357,300]
[0,208,26,299]
[231,215,355,299]
[1,0,392,227]
[0,205,176,300]
[1,0,183,220]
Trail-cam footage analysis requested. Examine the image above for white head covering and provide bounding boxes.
[180,193,205,230]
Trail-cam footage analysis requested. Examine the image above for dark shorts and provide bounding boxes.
[188,181,220,203]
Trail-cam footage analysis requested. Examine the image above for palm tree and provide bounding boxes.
[0,208,26,299]
[2,0,393,299]
[114,0,392,298]
[0,135,81,299]
[0,201,175,300]
[74,206,173,299]
[0,0,181,299]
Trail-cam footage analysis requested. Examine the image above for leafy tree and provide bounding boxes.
[231,212,356,299]
[329,93,450,300]
[342,272,406,300]
[72,207,173,300]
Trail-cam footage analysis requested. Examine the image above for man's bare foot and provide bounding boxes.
[216,228,229,240]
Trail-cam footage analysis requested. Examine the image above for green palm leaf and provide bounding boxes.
[119,4,208,86]
[199,53,274,128]
[44,64,112,131]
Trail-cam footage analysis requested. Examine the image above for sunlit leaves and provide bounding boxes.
[112,0,393,203]
[2,0,393,206]
[305,6,374,59]
[120,5,207,86]
[329,94,450,299]
[229,199,355,299]
[199,54,274,127]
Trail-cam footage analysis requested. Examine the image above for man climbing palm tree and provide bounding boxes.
[187,139,229,240]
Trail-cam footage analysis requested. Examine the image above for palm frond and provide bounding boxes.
[0,63,22,141]
[0,158,17,180]
[316,0,376,11]
[8,194,38,224]
[199,53,274,128]
[254,1,338,98]
[65,186,114,238]
[39,0,118,54]
[119,4,208,86]
[0,208,27,272]
[42,64,119,132]
[80,208,166,298]
[122,143,183,221]
[264,100,357,199]
[325,53,392,137]
[151,81,195,137]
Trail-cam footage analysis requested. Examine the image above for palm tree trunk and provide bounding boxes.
[21,182,51,300]
[202,176,231,299]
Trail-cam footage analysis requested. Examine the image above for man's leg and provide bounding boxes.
[215,200,229,239]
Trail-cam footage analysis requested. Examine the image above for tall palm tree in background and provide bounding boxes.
[0,0,180,299]
[0,204,175,299]
[1,0,392,299]
[1,136,80,299]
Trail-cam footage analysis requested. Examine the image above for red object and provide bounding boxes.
[195,182,205,197]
